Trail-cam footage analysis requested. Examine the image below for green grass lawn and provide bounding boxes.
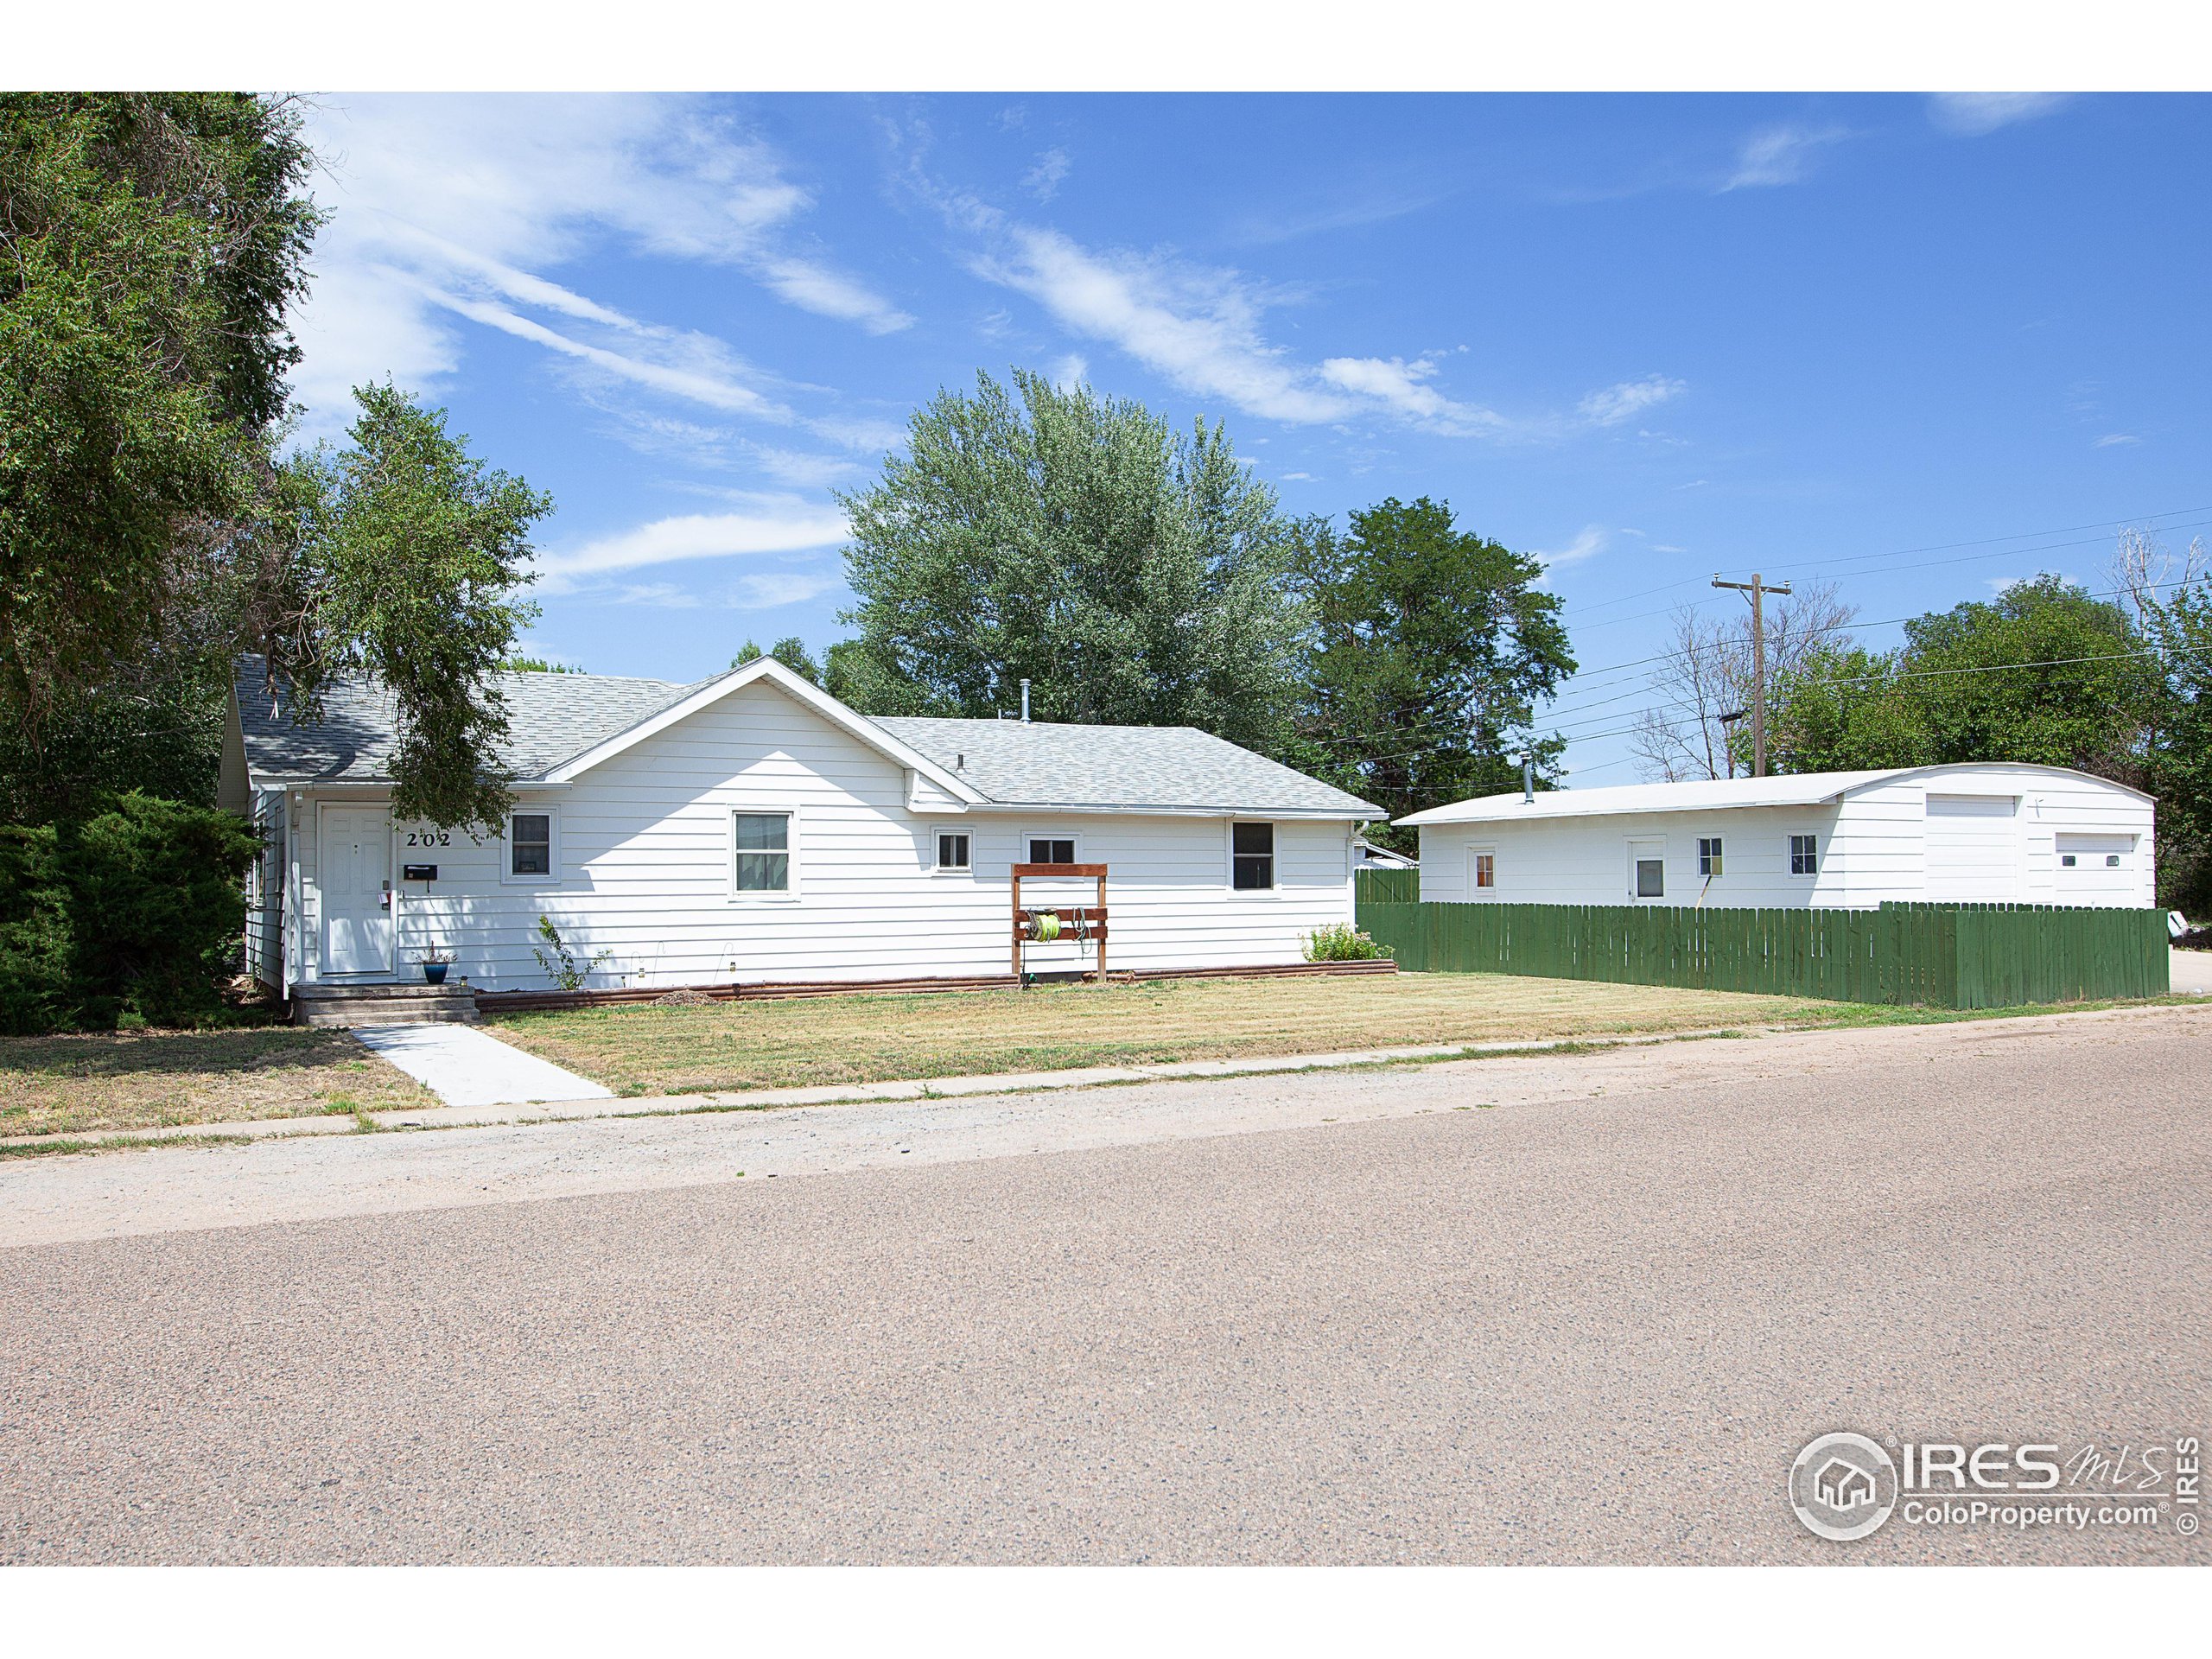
[483,971,1847,1098]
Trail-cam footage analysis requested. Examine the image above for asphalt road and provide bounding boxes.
[3,1007,2206,1564]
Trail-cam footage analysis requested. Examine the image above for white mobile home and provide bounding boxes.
[1397,765,2155,909]
[223,656,1382,995]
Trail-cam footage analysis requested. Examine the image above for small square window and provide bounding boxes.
[1232,822,1274,890]
[1027,836,1076,866]
[2107,854,2121,868]
[1698,837,1724,877]
[1790,834,1819,876]
[734,812,791,893]
[510,813,551,877]
[938,831,971,871]
[2061,853,2077,868]
[1473,851,1496,889]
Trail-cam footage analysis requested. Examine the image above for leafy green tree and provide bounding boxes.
[502,656,584,674]
[279,385,551,830]
[1292,499,1573,838]
[3,95,547,832]
[835,369,1307,754]
[0,92,316,734]
[733,637,822,684]
[2129,571,2212,912]
[1770,578,2163,782]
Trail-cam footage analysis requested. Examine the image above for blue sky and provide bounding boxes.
[289,92,2212,780]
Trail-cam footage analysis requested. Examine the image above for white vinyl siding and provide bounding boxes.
[1414,766,2153,911]
[283,680,1362,989]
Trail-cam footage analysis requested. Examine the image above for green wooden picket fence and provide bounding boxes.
[1351,871,2167,1009]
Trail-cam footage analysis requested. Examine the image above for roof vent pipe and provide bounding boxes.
[1522,750,1535,804]
[1020,679,1032,723]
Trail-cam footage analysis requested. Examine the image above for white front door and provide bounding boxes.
[320,805,393,976]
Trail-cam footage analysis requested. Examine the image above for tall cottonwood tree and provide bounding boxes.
[833,369,1309,756]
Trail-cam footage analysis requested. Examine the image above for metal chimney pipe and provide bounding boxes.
[1020,679,1032,722]
[1522,750,1535,804]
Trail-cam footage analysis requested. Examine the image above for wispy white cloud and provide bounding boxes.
[978,227,1355,424]
[1579,374,1688,427]
[291,95,909,435]
[1317,355,1507,437]
[534,506,849,591]
[1023,148,1071,203]
[1050,353,1089,391]
[732,570,843,608]
[1722,124,1848,191]
[1281,471,1316,482]
[902,139,1678,445]
[2093,433,2141,448]
[1536,526,1611,569]
[1929,93,2073,136]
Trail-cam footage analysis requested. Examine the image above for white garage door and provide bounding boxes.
[2055,832,2139,903]
[1924,794,2018,901]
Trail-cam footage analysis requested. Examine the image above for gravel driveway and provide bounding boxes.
[3,1004,2205,1563]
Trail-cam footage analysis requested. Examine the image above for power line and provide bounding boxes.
[1557,504,2209,623]
[1550,512,2212,645]
[1541,571,2211,716]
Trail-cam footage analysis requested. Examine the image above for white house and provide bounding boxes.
[1396,765,2155,909]
[222,656,1382,995]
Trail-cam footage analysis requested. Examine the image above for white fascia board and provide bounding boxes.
[957,803,1369,820]
[542,657,988,804]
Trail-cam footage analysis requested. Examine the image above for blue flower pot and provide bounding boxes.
[423,963,449,986]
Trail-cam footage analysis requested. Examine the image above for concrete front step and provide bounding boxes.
[292,982,480,1028]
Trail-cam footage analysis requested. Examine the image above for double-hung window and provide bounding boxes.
[733,811,792,893]
[1471,849,1497,891]
[1789,834,1819,876]
[1232,822,1274,891]
[1698,837,1724,877]
[508,811,553,880]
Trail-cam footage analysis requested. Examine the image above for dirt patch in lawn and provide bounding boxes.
[484,972,1840,1098]
[0,1027,440,1138]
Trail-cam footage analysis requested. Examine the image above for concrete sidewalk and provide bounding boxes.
[350,1024,613,1108]
[2171,947,2212,995]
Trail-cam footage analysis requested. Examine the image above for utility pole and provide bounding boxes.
[1712,573,1791,777]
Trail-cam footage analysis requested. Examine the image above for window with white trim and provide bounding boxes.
[733,811,791,893]
[937,831,971,872]
[1698,837,1724,877]
[506,810,554,880]
[1027,836,1077,866]
[1232,822,1275,890]
[1469,847,1497,891]
[1789,834,1819,876]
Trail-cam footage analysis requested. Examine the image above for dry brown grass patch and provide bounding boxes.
[0,1027,439,1138]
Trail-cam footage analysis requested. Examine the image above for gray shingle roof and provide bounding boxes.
[875,716,1381,817]
[236,659,1380,817]
[236,658,693,784]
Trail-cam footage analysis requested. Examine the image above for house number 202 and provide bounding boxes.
[404,830,451,847]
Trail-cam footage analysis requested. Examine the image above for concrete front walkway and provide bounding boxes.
[2171,947,2212,995]
[350,1025,613,1109]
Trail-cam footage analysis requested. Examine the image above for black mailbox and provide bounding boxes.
[401,864,438,881]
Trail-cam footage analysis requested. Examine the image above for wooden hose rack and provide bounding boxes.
[1011,861,1108,983]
